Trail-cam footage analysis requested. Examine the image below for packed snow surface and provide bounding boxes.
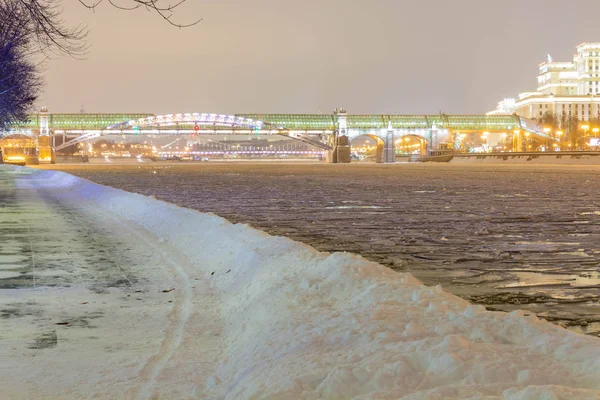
[2,165,600,399]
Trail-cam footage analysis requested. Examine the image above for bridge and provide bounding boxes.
[2,109,549,163]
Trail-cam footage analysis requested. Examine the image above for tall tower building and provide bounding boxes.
[489,42,600,121]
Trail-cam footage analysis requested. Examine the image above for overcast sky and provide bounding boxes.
[37,0,600,115]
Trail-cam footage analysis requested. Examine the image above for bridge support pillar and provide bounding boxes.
[335,135,351,163]
[330,108,351,163]
[375,141,384,163]
[513,131,522,152]
[428,127,437,155]
[383,123,396,163]
[38,135,52,163]
[25,156,39,165]
[326,150,335,163]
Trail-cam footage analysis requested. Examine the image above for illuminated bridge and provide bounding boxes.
[3,110,548,163]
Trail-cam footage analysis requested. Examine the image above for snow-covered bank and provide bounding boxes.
[9,166,600,399]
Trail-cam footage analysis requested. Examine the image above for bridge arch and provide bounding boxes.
[54,112,334,152]
[0,134,37,163]
[0,133,36,146]
[350,133,385,162]
[395,134,428,155]
[52,112,273,152]
[349,131,430,162]
[108,113,267,130]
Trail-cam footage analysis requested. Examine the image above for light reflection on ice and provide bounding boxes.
[505,271,600,288]
[557,251,591,257]
[326,205,389,209]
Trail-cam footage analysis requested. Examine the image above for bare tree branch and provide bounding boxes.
[78,0,202,28]
[0,0,199,126]
[3,0,200,59]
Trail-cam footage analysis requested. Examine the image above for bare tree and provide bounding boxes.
[0,1,42,127]
[0,0,198,126]
[7,0,200,57]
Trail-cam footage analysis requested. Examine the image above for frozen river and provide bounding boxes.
[43,162,600,336]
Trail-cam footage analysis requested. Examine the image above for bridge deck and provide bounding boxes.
[4,113,547,139]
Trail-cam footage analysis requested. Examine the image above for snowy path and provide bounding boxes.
[0,167,221,399]
[3,165,600,399]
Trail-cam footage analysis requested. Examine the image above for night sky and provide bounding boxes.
[37,0,600,115]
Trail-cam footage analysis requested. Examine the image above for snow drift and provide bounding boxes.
[28,167,600,399]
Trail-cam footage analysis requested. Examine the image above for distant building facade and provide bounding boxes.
[488,43,600,121]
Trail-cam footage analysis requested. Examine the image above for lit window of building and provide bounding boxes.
[488,42,600,122]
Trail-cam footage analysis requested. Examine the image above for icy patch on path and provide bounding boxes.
[15,167,600,399]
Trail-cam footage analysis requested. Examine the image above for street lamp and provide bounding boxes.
[580,124,590,150]
[556,130,563,151]
[481,131,489,151]
[543,127,551,151]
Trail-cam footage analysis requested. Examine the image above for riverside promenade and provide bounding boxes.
[2,165,600,400]
[0,166,221,399]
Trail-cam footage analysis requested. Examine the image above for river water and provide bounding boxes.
[42,161,600,336]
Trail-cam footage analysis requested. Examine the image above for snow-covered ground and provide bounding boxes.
[45,162,600,335]
[2,165,600,399]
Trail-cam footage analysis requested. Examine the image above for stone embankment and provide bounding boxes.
[452,151,600,164]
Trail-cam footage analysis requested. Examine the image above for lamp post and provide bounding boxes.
[481,131,489,152]
[593,128,600,150]
[581,124,590,150]
[555,130,563,151]
[581,124,590,135]
[543,127,551,151]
